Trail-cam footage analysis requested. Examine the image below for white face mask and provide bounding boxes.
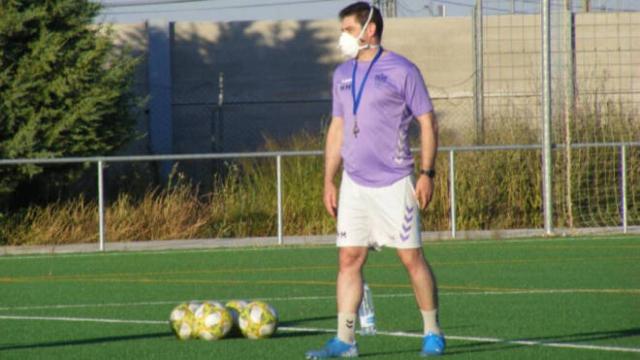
[338,6,375,58]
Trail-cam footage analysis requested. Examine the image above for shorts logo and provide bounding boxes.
[399,205,415,242]
[338,231,347,239]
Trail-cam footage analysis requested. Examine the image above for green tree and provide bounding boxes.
[0,0,139,200]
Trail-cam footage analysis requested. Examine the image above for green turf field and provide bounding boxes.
[0,235,639,359]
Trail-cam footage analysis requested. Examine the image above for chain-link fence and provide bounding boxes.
[179,1,640,232]
[1,2,638,249]
[472,0,640,229]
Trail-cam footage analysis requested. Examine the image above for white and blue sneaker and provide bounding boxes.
[305,337,359,359]
[420,332,446,356]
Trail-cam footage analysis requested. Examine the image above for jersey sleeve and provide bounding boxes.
[332,69,344,118]
[404,64,433,117]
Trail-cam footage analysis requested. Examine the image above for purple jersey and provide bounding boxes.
[332,51,433,187]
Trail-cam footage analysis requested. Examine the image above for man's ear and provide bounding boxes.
[366,23,377,39]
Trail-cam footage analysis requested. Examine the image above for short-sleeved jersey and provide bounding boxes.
[332,51,433,187]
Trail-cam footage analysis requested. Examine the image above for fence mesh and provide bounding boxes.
[2,2,639,247]
[476,0,640,230]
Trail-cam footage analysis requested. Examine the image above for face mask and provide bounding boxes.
[338,6,375,58]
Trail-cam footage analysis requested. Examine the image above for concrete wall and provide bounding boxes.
[481,12,640,97]
[112,17,477,156]
[110,22,149,156]
[480,12,640,137]
[107,12,639,183]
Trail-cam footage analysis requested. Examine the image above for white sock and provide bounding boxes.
[337,312,356,344]
[421,309,441,335]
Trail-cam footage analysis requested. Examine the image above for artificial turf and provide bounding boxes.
[0,235,638,359]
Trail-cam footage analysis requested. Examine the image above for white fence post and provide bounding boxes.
[449,150,457,239]
[98,160,105,251]
[542,0,554,235]
[276,155,283,245]
[621,145,628,233]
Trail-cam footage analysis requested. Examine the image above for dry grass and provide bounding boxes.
[1,106,638,245]
[2,197,99,245]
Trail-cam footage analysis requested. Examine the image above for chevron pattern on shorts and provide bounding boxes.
[399,205,414,241]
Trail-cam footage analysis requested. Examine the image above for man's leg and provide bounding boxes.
[397,248,440,333]
[305,246,367,359]
[396,247,438,314]
[396,247,445,356]
[306,171,368,359]
[336,246,368,344]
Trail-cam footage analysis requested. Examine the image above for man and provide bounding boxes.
[305,2,444,358]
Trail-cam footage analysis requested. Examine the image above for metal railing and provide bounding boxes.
[1,141,638,251]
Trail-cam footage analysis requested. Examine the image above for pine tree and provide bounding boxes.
[0,0,139,199]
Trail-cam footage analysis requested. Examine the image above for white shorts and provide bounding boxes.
[336,172,422,249]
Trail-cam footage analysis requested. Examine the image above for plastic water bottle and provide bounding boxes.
[358,282,377,335]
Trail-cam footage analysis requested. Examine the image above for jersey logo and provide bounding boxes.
[375,73,388,83]
[339,78,352,91]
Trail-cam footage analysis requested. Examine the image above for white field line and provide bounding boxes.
[1,288,637,312]
[0,315,638,354]
[0,315,164,325]
[280,327,640,354]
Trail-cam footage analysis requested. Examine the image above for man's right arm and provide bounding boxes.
[323,116,344,218]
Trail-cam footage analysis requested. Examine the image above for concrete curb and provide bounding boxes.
[1,227,638,256]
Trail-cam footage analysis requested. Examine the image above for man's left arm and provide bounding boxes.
[415,111,438,210]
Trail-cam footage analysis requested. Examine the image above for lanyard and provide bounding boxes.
[351,46,383,116]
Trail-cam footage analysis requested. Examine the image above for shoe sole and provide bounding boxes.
[305,355,358,359]
[305,351,359,359]
[420,351,444,357]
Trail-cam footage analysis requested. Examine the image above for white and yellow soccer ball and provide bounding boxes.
[169,303,197,340]
[225,300,249,336]
[238,301,279,339]
[204,300,225,310]
[187,301,202,313]
[193,301,233,340]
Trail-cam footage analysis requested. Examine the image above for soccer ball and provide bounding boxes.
[203,300,225,310]
[187,301,202,313]
[238,301,278,339]
[193,301,233,340]
[226,299,249,320]
[225,300,249,336]
[169,303,197,340]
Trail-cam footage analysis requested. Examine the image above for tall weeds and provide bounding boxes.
[1,105,637,245]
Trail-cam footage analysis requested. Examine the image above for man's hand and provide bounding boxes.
[324,182,339,218]
[415,175,434,210]
[323,116,343,219]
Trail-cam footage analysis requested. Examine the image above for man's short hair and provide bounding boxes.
[339,2,384,40]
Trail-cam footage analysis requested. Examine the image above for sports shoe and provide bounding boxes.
[305,337,359,359]
[420,332,446,356]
